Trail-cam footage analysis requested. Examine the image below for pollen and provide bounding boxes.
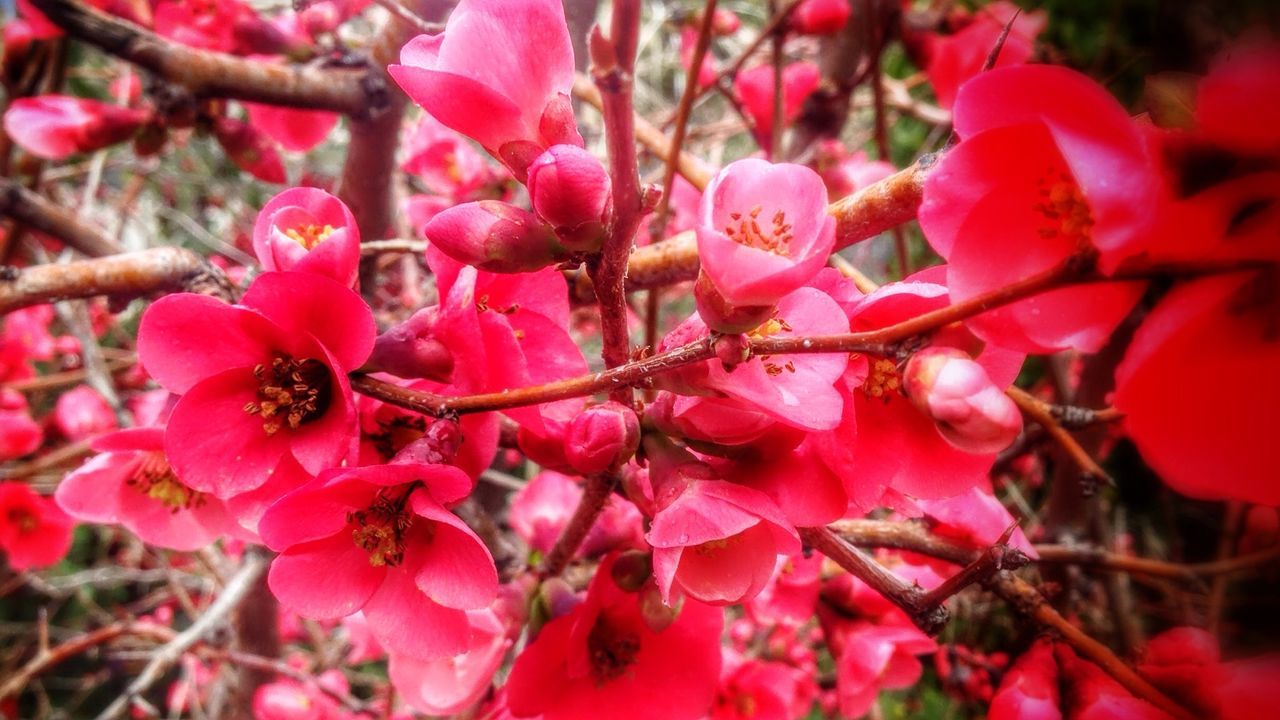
[348,490,417,568]
[126,451,204,512]
[1034,171,1094,249]
[724,205,794,256]
[587,618,641,684]
[283,223,336,250]
[243,356,332,435]
[862,357,902,400]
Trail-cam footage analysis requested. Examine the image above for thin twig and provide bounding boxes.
[1008,386,1116,488]
[539,473,619,578]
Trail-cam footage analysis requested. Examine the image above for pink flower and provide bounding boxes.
[526,144,612,251]
[1115,271,1280,505]
[925,1,1046,109]
[213,115,286,184]
[915,487,1037,558]
[0,389,43,460]
[388,0,583,179]
[843,274,1025,500]
[745,553,823,628]
[3,95,150,160]
[918,65,1158,352]
[989,639,1062,720]
[791,0,851,36]
[695,159,836,329]
[711,650,807,720]
[56,427,242,551]
[508,470,644,557]
[0,481,74,570]
[400,114,495,200]
[137,271,374,497]
[734,63,820,155]
[52,384,118,441]
[244,101,339,154]
[903,347,1022,454]
[812,141,896,200]
[647,460,800,606]
[388,606,514,716]
[424,201,567,273]
[505,554,724,720]
[260,463,496,660]
[252,187,361,287]
[679,27,718,89]
[251,672,348,720]
[1056,644,1172,720]
[564,401,639,475]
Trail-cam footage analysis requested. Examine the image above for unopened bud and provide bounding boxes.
[424,200,569,273]
[391,418,462,465]
[526,144,611,252]
[904,348,1022,454]
[564,401,640,475]
[639,581,682,632]
[366,307,454,381]
[3,96,151,161]
[610,550,654,592]
[693,271,775,334]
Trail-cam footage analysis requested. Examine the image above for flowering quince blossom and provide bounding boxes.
[0,389,43,461]
[711,649,809,720]
[988,638,1062,720]
[137,271,374,497]
[251,669,351,720]
[526,144,612,251]
[923,1,1047,110]
[734,63,821,156]
[919,64,1159,353]
[55,427,242,552]
[903,347,1023,454]
[388,604,515,715]
[52,384,118,441]
[1114,270,1280,505]
[424,200,568,273]
[791,0,852,36]
[400,114,496,201]
[694,159,837,332]
[646,455,801,606]
[3,95,151,160]
[388,0,583,180]
[260,462,497,659]
[0,481,74,571]
[252,187,361,287]
[244,101,339,154]
[843,274,1026,499]
[213,115,288,184]
[505,554,724,720]
[508,470,644,557]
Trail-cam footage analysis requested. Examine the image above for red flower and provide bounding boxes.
[3,95,151,160]
[734,63,820,156]
[252,187,361,288]
[213,116,287,184]
[388,0,582,179]
[925,1,1046,110]
[137,271,374,497]
[56,427,243,552]
[0,481,74,571]
[0,389,43,461]
[988,638,1061,720]
[919,65,1158,352]
[505,555,724,720]
[1196,44,1280,158]
[244,101,338,154]
[260,463,496,660]
[52,384,118,441]
[1115,271,1279,505]
[791,0,851,36]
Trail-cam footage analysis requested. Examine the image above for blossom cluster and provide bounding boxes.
[2,0,1279,719]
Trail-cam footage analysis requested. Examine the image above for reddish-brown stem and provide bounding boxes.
[0,622,177,702]
[1034,542,1280,582]
[0,177,122,257]
[538,473,618,577]
[800,526,950,634]
[28,0,381,115]
[769,0,785,158]
[1007,385,1116,488]
[0,247,234,313]
[919,540,1030,608]
[589,0,644,404]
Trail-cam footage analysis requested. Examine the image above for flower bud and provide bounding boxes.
[3,95,151,161]
[391,419,462,465]
[365,307,455,381]
[564,401,640,475]
[904,347,1022,454]
[212,116,286,184]
[53,385,118,441]
[423,200,569,273]
[792,0,852,36]
[526,144,611,252]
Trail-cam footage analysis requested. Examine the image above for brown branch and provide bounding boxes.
[918,533,1030,608]
[0,247,234,313]
[0,622,177,702]
[538,473,618,578]
[573,75,715,190]
[29,0,382,115]
[800,526,950,635]
[1033,542,1280,582]
[1007,385,1116,488]
[588,0,644,405]
[0,177,122,257]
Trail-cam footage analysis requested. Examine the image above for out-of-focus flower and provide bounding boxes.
[0,482,74,570]
[4,95,151,160]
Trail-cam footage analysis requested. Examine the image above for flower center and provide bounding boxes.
[587,617,641,684]
[284,223,335,250]
[347,487,420,568]
[735,694,759,717]
[6,508,37,534]
[749,315,797,376]
[126,451,205,511]
[243,357,332,435]
[724,205,793,256]
[861,357,902,400]
[1034,172,1094,248]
